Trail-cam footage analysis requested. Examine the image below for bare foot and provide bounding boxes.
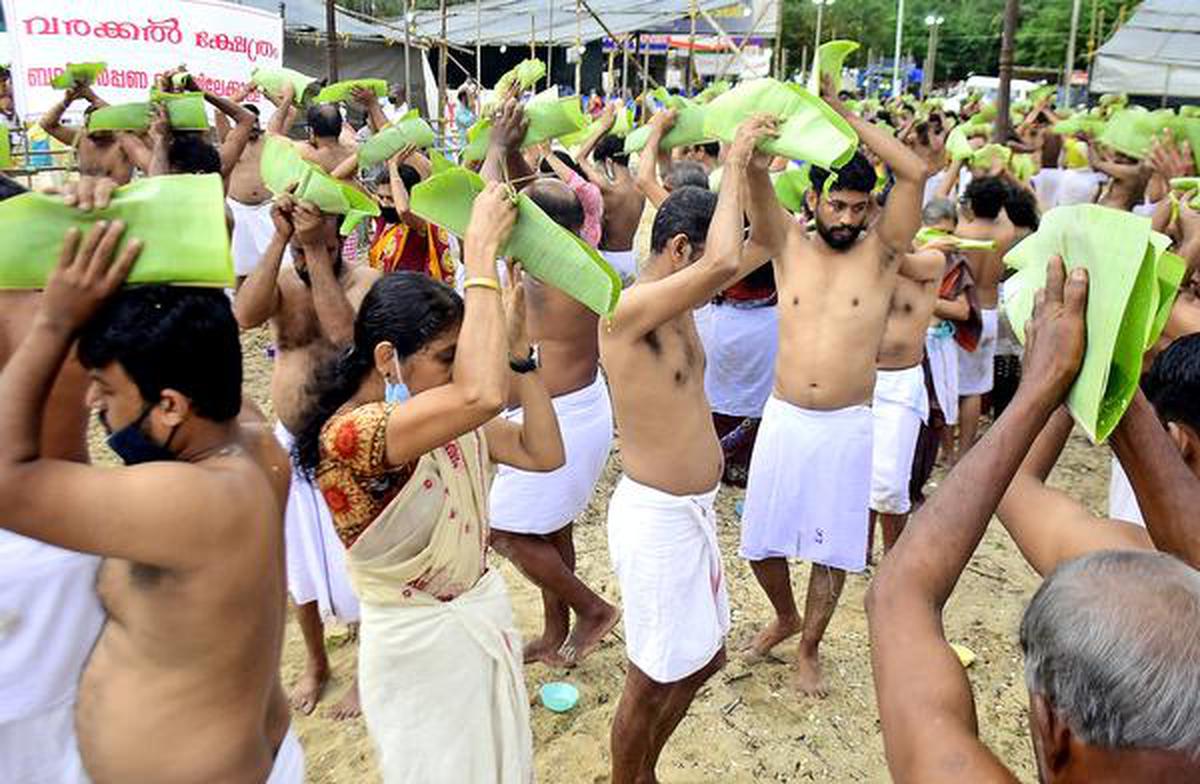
[792,648,828,698]
[558,603,621,666]
[325,678,361,721]
[289,663,329,715]
[524,635,570,667]
[741,615,802,663]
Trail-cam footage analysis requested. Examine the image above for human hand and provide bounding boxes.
[63,84,86,105]
[293,201,326,248]
[351,86,379,109]
[490,99,528,152]
[388,144,418,170]
[465,182,517,263]
[1178,200,1200,247]
[649,108,677,136]
[820,74,845,114]
[598,102,618,130]
[1021,255,1088,405]
[61,175,120,212]
[1147,132,1195,181]
[728,114,777,170]
[271,193,296,239]
[503,260,529,354]
[149,104,171,142]
[41,221,142,334]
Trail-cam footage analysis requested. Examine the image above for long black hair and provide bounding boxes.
[292,272,464,478]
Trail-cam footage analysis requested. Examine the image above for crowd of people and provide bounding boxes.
[2,54,1200,784]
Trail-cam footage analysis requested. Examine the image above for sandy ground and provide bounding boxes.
[89,326,1111,783]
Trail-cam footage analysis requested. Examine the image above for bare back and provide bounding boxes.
[598,167,645,252]
[297,138,356,174]
[774,227,898,409]
[80,431,290,784]
[525,279,599,398]
[228,135,269,205]
[956,216,1016,309]
[600,310,722,495]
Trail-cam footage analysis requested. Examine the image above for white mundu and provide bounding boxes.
[229,197,291,278]
[601,248,639,288]
[869,366,930,516]
[696,302,780,419]
[489,374,613,536]
[926,323,960,424]
[958,308,999,396]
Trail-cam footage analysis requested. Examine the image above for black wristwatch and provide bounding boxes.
[509,344,539,374]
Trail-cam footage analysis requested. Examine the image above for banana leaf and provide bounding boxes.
[1053,114,1106,137]
[703,78,858,170]
[260,136,380,234]
[50,62,106,90]
[915,226,996,250]
[1166,116,1200,172]
[1004,204,1181,443]
[0,122,10,169]
[624,98,710,153]
[87,103,153,132]
[1097,108,1172,160]
[1010,152,1036,182]
[251,66,320,106]
[495,59,546,95]
[561,107,634,147]
[1030,84,1056,106]
[773,165,812,213]
[945,126,974,162]
[409,166,620,316]
[696,81,730,104]
[357,110,437,168]
[429,149,455,175]
[0,174,232,289]
[1064,137,1090,169]
[971,104,998,124]
[971,143,1011,171]
[313,79,389,105]
[152,91,210,131]
[463,97,589,162]
[806,40,859,95]
[1172,177,1200,208]
[1098,93,1128,117]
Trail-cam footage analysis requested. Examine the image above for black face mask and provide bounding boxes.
[379,207,401,224]
[99,405,178,465]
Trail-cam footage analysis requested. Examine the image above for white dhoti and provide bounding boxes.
[601,248,638,288]
[265,727,306,784]
[607,476,728,683]
[490,375,613,535]
[358,570,533,784]
[870,366,929,516]
[958,308,999,396]
[0,532,103,784]
[697,301,779,418]
[229,197,289,277]
[926,324,960,425]
[740,396,873,573]
[275,423,360,623]
[1108,456,1146,527]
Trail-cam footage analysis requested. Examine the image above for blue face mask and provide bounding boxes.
[99,405,178,466]
[385,355,410,404]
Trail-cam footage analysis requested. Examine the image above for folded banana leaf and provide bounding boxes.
[463,97,589,162]
[495,59,547,96]
[696,81,730,104]
[1005,204,1182,443]
[807,40,859,95]
[87,102,153,132]
[260,136,380,234]
[313,79,389,105]
[1172,177,1200,208]
[945,126,974,162]
[1029,85,1056,106]
[915,226,996,250]
[703,78,858,169]
[251,66,320,106]
[1097,108,1173,159]
[1099,93,1128,117]
[772,165,812,214]
[971,143,1011,171]
[624,95,710,153]
[971,104,998,125]
[152,91,210,131]
[50,62,106,90]
[1063,137,1090,169]
[1053,113,1106,138]
[409,166,620,316]
[0,174,232,289]
[1166,116,1200,171]
[561,107,634,147]
[357,110,437,168]
[1010,152,1036,182]
[0,122,10,169]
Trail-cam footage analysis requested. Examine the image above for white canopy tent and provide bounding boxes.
[1091,0,1200,100]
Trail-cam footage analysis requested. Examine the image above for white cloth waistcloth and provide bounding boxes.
[958,307,999,396]
[0,531,103,724]
[0,698,90,783]
[1108,456,1146,527]
[870,366,928,516]
[601,248,638,288]
[490,374,613,535]
[265,727,306,784]
[1057,169,1104,207]
[358,569,533,784]
[926,327,960,425]
[740,396,873,572]
[229,197,290,277]
[696,302,780,418]
[275,422,360,623]
[607,475,728,684]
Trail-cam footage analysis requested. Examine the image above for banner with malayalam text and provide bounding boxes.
[1,0,283,122]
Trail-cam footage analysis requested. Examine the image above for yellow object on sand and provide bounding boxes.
[950,643,977,668]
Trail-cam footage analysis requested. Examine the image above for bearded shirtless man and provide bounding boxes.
[40,86,137,184]
[954,175,1018,458]
[602,119,776,784]
[478,100,620,667]
[233,200,379,719]
[578,104,645,286]
[0,218,300,782]
[738,84,928,698]
[867,246,945,557]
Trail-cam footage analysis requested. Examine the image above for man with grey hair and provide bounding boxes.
[867,255,1200,782]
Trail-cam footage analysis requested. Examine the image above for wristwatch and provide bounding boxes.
[509,344,540,374]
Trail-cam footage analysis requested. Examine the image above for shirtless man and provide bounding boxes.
[40,85,137,184]
[954,175,1018,458]
[739,82,928,697]
[233,198,378,719]
[602,119,775,784]
[868,246,945,556]
[578,104,646,286]
[216,87,276,280]
[479,100,620,667]
[0,217,300,781]
[268,83,358,175]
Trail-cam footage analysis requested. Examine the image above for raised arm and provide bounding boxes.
[737,118,789,276]
[577,104,618,186]
[352,87,391,134]
[39,89,83,146]
[146,105,171,177]
[118,134,153,173]
[199,89,257,180]
[293,204,359,347]
[866,257,1087,784]
[635,110,673,208]
[481,99,536,189]
[386,152,411,214]
[267,83,297,136]
[232,198,291,323]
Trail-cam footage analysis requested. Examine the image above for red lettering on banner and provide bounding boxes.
[193,30,278,63]
[21,15,183,46]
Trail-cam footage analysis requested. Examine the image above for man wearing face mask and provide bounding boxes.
[738,79,928,699]
[233,199,379,719]
[0,217,300,781]
[367,154,452,283]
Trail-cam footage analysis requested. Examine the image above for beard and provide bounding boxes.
[815,216,865,250]
[295,257,344,288]
[379,206,401,224]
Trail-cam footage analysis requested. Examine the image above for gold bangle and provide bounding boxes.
[463,277,501,292]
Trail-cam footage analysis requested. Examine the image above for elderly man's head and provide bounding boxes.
[1020,550,1200,781]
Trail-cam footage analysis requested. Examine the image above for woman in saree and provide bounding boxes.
[293,183,564,783]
